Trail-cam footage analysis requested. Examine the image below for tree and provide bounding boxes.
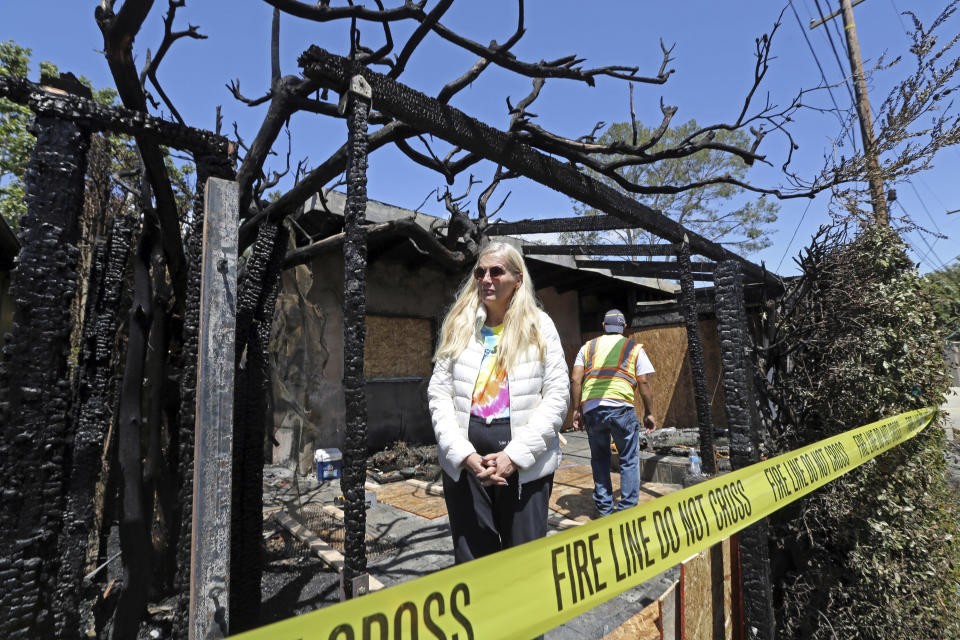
[0,41,197,231]
[0,40,32,229]
[566,119,779,253]
[922,260,960,338]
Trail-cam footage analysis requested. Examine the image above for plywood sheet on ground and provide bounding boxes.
[372,461,681,523]
[373,481,449,519]
[681,538,733,640]
[603,599,661,640]
[550,461,682,523]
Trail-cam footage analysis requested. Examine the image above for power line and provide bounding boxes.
[810,0,859,109]
[914,175,953,217]
[777,197,814,272]
[896,200,949,271]
[888,0,910,37]
[788,1,858,150]
[905,179,943,234]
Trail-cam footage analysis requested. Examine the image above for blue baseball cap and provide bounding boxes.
[603,309,626,333]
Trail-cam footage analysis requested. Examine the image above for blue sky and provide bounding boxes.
[2,1,958,276]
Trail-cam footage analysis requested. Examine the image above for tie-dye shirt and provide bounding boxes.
[471,324,510,419]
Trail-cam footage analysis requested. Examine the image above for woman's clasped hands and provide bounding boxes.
[464,451,516,487]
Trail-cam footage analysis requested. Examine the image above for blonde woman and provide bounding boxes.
[428,242,569,564]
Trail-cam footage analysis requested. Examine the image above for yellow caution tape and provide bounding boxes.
[232,407,936,640]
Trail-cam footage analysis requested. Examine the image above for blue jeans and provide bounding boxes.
[584,405,641,516]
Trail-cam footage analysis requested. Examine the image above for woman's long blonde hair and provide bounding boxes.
[434,242,545,372]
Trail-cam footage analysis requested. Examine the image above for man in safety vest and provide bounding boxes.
[571,309,657,516]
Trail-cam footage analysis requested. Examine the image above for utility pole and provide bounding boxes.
[813,0,888,225]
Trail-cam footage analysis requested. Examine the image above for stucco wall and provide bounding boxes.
[270,251,465,471]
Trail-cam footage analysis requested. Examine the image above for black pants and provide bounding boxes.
[442,415,554,565]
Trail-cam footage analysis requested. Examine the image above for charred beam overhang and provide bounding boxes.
[524,243,678,257]
[486,215,638,236]
[0,74,231,156]
[576,259,716,281]
[298,47,778,287]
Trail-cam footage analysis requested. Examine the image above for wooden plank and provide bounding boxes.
[602,599,662,639]
[190,178,238,640]
[547,511,583,530]
[273,511,384,591]
[659,580,681,640]
[404,478,444,496]
[274,510,345,570]
[322,504,346,520]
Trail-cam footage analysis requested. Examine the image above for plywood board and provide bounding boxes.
[629,319,727,429]
[660,580,680,640]
[364,315,433,379]
[603,599,662,640]
[680,538,733,640]
[549,461,681,523]
[372,480,449,519]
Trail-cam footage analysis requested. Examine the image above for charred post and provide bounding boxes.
[230,219,289,632]
[677,237,716,473]
[341,73,373,598]
[0,102,91,638]
[714,260,775,640]
[55,210,137,637]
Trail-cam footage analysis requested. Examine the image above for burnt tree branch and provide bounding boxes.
[299,46,777,284]
[97,1,193,305]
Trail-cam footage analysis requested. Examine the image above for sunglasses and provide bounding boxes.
[473,265,508,280]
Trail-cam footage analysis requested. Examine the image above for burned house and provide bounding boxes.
[269,192,761,472]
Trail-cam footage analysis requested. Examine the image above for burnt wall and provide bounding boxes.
[0,114,90,638]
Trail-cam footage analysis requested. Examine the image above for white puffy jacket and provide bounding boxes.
[428,307,570,484]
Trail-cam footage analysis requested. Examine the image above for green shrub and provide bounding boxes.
[764,224,960,639]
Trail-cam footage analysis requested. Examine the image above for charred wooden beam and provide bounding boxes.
[54,211,136,638]
[576,258,716,274]
[714,260,775,640]
[230,218,289,632]
[341,74,372,599]
[0,216,18,269]
[0,74,230,156]
[299,47,777,286]
[677,238,716,474]
[523,243,677,257]
[0,110,90,639]
[486,215,638,236]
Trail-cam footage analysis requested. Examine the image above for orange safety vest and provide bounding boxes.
[581,334,642,405]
